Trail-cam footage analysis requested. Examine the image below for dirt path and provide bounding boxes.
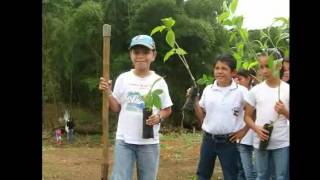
[43,133,223,180]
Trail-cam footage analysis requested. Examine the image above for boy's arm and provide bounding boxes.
[99,77,121,112]
[194,97,205,125]
[245,103,269,141]
[107,94,121,113]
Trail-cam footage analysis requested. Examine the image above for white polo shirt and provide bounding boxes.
[199,80,248,135]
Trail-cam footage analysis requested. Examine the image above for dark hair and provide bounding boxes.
[237,68,250,78]
[259,48,283,61]
[280,57,290,80]
[214,54,236,70]
[237,68,257,87]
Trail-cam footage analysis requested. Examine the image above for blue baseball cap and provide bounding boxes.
[129,35,156,50]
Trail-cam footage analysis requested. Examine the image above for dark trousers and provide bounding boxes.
[197,132,238,180]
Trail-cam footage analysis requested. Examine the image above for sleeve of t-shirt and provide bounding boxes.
[240,86,249,107]
[245,88,256,107]
[158,79,173,109]
[112,74,124,104]
[198,86,207,109]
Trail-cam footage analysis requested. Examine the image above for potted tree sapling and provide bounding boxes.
[142,77,163,139]
[150,17,199,123]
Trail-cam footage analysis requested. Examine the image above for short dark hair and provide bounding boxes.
[237,68,250,78]
[214,54,236,71]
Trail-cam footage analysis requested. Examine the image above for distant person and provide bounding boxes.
[66,117,75,143]
[55,128,62,145]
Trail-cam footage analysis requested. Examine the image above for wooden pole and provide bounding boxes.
[101,24,111,180]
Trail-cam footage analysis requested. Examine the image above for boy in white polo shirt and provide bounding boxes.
[194,54,249,180]
[244,52,289,180]
[99,35,173,180]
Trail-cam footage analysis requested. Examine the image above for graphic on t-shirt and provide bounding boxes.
[126,91,144,112]
[232,106,240,116]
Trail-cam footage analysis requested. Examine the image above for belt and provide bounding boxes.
[204,131,232,140]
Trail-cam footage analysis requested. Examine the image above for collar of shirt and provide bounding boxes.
[211,80,238,91]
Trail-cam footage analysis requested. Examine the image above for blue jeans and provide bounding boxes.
[111,140,160,180]
[197,132,238,180]
[254,146,289,180]
[238,144,256,180]
[67,129,73,143]
[268,148,289,180]
[236,147,246,180]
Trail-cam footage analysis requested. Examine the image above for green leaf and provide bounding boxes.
[284,49,289,58]
[197,74,214,86]
[222,19,233,26]
[253,40,264,48]
[223,1,228,12]
[233,53,242,71]
[161,17,175,29]
[275,33,289,47]
[229,32,237,43]
[233,53,241,61]
[206,76,214,86]
[273,17,289,25]
[236,42,244,52]
[217,12,230,23]
[260,30,268,40]
[153,89,163,96]
[152,94,161,110]
[164,49,175,62]
[143,94,152,109]
[239,28,248,41]
[232,16,243,27]
[176,47,187,55]
[166,29,175,47]
[230,0,239,13]
[268,56,274,71]
[150,25,166,36]
[196,78,206,85]
[236,59,242,71]
[242,61,249,69]
[248,61,258,69]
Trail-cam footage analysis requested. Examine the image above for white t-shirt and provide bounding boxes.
[239,123,254,146]
[112,69,173,144]
[245,80,290,150]
[199,80,248,135]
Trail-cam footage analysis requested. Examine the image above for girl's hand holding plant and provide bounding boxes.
[146,114,161,125]
[274,100,289,118]
[254,125,270,142]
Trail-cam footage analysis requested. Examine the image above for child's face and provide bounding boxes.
[237,75,250,88]
[282,70,290,82]
[258,55,273,79]
[283,61,289,71]
[213,61,235,86]
[130,46,156,71]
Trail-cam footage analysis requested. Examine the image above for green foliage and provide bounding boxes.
[143,78,163,111]
[196,74,214,86]
[43,0,236,129]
